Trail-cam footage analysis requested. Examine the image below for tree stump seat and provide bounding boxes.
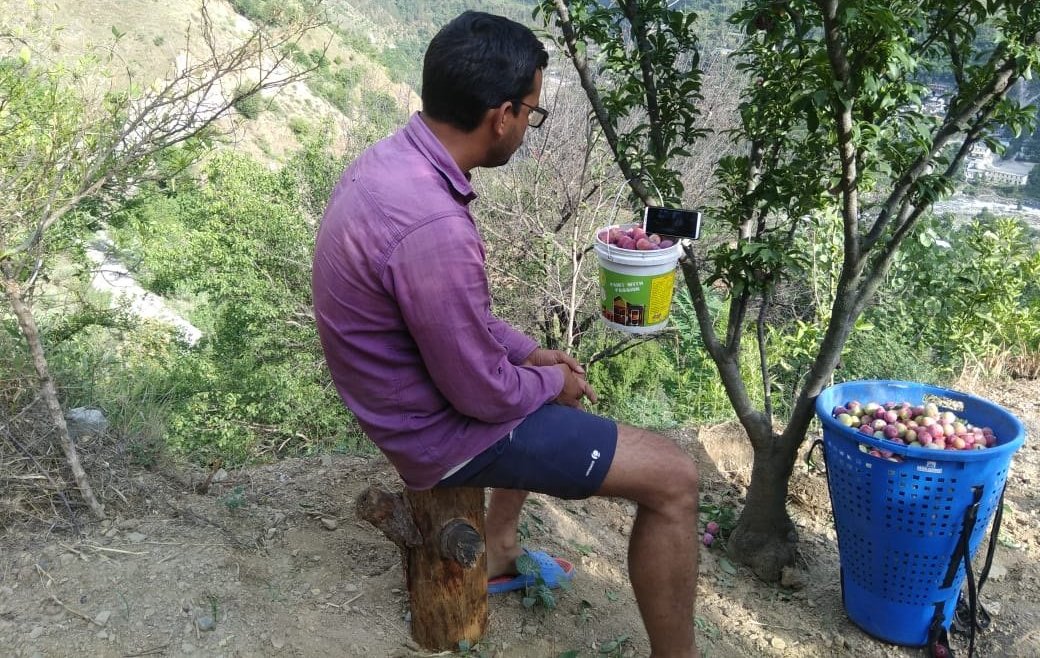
[356,484,488,651]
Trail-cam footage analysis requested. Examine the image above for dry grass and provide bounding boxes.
[0,371,76,530]
[0,355,140,533]
[954,349,1040,391]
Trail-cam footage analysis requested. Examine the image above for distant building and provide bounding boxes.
[922,92,949,117]
[964,146,1036,186]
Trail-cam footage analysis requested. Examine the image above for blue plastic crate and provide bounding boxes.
[815,380,1025,646]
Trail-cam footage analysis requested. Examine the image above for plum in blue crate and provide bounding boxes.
[829,398,998,462]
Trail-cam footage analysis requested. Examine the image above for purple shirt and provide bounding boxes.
[312,113,564,490]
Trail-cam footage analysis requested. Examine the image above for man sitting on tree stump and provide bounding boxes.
[311,11,701,658]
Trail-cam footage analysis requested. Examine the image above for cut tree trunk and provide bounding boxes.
[356,484,487,651]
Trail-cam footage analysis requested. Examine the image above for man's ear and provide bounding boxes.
[488,101,513,138]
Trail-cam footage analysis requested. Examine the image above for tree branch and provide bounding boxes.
[757,291,773,428]
[620,0,665,160]
[550,0,655,204]
[818,0,861,271]
[585,331,674,367]
[863,45,1020,255]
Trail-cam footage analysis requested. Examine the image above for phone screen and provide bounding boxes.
[643,206,702,240]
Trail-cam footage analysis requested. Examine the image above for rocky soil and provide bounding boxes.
[1,377,1038,657]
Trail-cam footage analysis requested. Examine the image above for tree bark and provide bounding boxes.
[726,441,797,582]
[2,269,106,520]
[356,484,487,651]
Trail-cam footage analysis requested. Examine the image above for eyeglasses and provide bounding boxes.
[516,101,549,128]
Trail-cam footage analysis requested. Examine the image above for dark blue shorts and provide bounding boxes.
[437,404,618,500]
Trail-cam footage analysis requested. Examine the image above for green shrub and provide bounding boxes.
[288,116,310,137]
[81,149,366,465]
[232,84,263,119]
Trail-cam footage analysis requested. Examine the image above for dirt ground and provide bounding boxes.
[1,377,1038,658]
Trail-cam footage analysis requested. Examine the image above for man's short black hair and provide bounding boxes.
[421,11,548,132]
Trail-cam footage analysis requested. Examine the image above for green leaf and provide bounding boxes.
[18,45,30,64]
[558,652,581,658]
[719,558,738,575]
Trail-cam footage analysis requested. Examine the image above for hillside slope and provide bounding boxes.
[1,0,420,160]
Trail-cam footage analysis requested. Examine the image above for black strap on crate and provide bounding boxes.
[927,485,982,657]
[952,483,1007,636]
[928,482,1008,658]
[928,605,955,658]
[806,438,826,472]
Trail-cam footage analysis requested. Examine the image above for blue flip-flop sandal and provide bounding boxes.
[488,548,575,594]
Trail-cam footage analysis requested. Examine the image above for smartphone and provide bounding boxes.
[643,206,702,240]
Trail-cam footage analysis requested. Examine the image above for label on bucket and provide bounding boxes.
[599,268,675,327]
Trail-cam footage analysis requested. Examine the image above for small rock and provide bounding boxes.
[344,583,359,593]
[985,600,1002,616]
[104,527,118,538]
[273,512,286,525]
[195,615,216,632]
[211,468,229,483]
[320,454,333,468]
[65,407,108,437]
[271,633,286,649]
[266,528,277,540]
[780,566,808,590]
[770,637,787,650]
[180,642,195,654]
[116,518,135,530]
[29,626,44,639]
[59,553,76,566]
[320,518,338,531]
[93,610,112,627]
[988,561,1008,582]
[96,629,109,640]
[125,532,147,544]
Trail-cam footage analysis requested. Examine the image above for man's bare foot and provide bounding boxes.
[485,545,524,579]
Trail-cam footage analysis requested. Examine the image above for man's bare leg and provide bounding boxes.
[598,425,700,658]
[484,488,528,578]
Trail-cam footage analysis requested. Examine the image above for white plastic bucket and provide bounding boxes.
[594,224,681,334]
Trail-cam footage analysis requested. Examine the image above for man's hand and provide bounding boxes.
[553,363,598,408]
[524,348,597,408]
[523,348,584,374]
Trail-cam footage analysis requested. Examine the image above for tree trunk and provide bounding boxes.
[2,270,106,520]
[356,484,487,651]
[727,441,797,582]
